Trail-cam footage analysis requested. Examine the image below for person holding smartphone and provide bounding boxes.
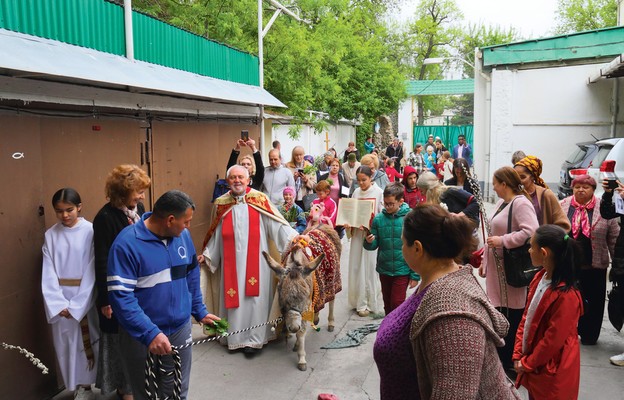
[226,131,264,191]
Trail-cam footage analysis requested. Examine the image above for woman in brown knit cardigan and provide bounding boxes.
[374,204,520,399]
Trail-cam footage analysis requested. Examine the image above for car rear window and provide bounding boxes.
[566,146,588,164]
[592,145,614,168]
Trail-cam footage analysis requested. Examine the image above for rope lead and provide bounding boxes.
[144,316,283,400]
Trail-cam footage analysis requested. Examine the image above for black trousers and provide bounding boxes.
[578,268,607,344]
[496,307,524,370]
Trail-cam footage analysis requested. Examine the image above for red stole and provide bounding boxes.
[221,205,261,308]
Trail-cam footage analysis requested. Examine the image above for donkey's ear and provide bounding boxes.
[305,253,325,274]
[262,251,285,275]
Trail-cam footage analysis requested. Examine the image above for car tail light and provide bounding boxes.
[601,160,616,172]
[601,160,618,186]
[569,168,588,179]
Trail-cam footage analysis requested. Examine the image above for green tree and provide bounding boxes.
[554,0,618,34]
[132,0,407,142]
[448,23,519,125]
[401,0,464,125]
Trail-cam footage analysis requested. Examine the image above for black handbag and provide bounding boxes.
[502,200,540,288]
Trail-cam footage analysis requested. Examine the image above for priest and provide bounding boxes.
[201,165,298,356]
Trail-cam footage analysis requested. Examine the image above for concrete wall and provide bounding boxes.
[0,111,255,399]
[270,122,357,162]
[474,63,624,200]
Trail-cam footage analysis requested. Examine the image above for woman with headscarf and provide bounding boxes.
[514,156,570,231]
[560,174,619,345]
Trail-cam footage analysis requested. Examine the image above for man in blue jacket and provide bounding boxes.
[108,190,220,400]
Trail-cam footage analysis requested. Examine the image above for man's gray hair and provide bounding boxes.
[227,164,250,179]
[152,190,195,218]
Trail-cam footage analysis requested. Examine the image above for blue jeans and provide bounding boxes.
[120,321,193,400]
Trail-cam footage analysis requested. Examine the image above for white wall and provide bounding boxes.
[270,122,356,162]
[475,63,621,200]
[398,98,413,151]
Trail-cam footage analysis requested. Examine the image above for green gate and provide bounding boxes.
[412,125,473,152]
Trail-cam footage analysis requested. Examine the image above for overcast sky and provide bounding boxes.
[396,0,560,39]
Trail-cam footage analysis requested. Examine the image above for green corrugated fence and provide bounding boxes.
[0,0,259,85]
[413,125,474,152]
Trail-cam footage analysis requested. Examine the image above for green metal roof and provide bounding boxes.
[406,79,474,96]
[482,26,624,67]
[0,0,260,85]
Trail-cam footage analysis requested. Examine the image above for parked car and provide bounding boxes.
[557,141,601,199]
[586,138,624,198]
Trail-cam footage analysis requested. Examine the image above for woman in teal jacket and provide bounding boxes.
[364,183,420,315]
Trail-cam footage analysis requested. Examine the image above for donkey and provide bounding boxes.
[262,246,324,371]
[303,202,342,332]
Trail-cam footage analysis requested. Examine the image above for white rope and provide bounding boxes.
[144,317,283,400]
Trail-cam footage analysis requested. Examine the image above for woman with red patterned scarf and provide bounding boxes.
[560,174,619,345]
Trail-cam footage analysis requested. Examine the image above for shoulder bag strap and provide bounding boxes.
[507,198,516,235]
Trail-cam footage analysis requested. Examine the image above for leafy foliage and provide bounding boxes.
[554,0,618,34]
[449,23,519,125]
[132,0,407,139]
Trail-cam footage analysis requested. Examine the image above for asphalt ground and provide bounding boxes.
[53,201,624,400]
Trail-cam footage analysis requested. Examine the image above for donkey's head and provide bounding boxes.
[262,245,324,333]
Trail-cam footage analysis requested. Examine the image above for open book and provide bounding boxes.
[335,198,376,229]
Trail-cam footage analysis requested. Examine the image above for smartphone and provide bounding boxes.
[241,130,249,141]
[608,179,619,189]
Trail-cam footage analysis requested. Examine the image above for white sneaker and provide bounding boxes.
[609,352,624,366]
[74,387,95,400]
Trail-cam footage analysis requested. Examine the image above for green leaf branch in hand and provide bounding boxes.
[203,318,229,336]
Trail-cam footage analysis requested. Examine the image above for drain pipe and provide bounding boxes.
[124,0,134,61]
[611,79,620,138]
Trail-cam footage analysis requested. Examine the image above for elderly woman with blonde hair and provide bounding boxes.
[285,145,317,210]
[93,164,151,400]
[226,138,264,190]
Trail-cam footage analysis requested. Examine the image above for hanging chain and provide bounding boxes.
[145,316,283,400]
[462,165,510,309]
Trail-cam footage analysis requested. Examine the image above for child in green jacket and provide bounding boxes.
[364,183,420,315]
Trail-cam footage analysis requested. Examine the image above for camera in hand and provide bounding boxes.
[241,130,249,141]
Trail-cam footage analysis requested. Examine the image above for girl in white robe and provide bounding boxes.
[42,188,99,399]
[347,166,384,316]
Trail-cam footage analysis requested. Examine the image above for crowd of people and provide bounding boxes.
[39,133,624,400]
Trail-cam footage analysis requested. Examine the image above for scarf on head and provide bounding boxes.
[570,195,596,239]
[515,156,548,189]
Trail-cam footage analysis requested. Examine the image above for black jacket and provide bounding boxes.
[93,202,145,333]
[319,171,350,198]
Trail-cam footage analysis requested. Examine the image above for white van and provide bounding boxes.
[586,138,624,198]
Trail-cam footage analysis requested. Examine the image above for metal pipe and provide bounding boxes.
[258,0,264,155]
[611,78,620,138]
[124,0,134,61]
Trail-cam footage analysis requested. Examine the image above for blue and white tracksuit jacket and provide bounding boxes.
[107,212,208,347]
